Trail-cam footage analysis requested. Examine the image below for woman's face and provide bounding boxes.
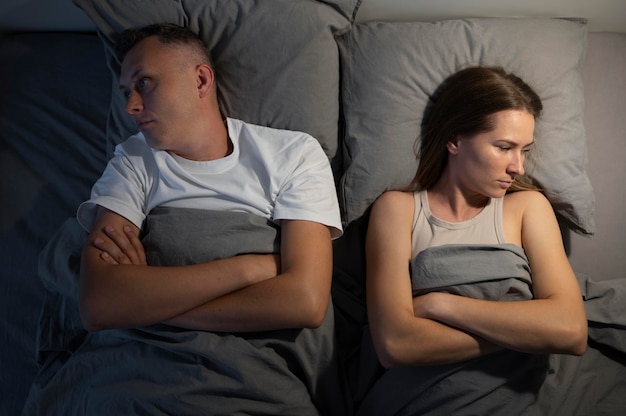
[449,109,535,198]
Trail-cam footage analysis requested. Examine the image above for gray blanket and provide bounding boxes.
[411,244,533,301]
[23,207,345,416]
[355,244,626,416]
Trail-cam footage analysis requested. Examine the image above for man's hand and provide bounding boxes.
[92,224,147,265]
[80,207,295,331]
[92,222,281,283]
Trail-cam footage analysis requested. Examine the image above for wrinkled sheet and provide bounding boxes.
[355,244,626,416]
[23,207,344,416]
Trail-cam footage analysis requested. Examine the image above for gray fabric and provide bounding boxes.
[356,244,548,416]
[525,273,626,415]
[354,244,626,416]
[4,22,624,416]
[35,218,87,362]
[0,33,110,416]
[578,274,626,353]
[337,18,595,235]
[26,208,345,416]
[72,0,360,175]
[411,244,532,301]
[142,206,281,266]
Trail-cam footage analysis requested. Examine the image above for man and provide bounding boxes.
[77,23,342,333]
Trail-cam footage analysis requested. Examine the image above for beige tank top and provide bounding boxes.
[411,190,507,258]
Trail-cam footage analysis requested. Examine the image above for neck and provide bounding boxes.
[175,114,230,162]
[428,179,489,222]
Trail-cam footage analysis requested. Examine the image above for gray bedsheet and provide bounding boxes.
[23,207,345,416]
[354,244,626,416]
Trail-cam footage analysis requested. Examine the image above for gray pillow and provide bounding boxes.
[72,0,360,174]
[338,18,595,235]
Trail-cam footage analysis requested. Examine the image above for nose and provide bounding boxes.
[125,92,144,114]
[507,151,525,176]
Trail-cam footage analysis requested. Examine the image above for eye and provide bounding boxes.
[497,145,510,152]
[137,77,150,91]
[137,77,149,90]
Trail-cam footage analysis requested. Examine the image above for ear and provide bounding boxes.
[196,64,215,98]
[447,137,461,155]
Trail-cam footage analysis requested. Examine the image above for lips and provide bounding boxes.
[136,120,153,130]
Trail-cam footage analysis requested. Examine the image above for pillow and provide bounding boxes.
[72,0,361,174]
[337,18,595,235]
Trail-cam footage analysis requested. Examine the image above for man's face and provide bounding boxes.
[119,36,201,151]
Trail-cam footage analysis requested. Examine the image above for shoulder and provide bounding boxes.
[117,133,148,151]
[235,119,323,153]
[502,191,555,246]
[368,192,415,253]
[233,118,315,141]
[109,134,162,176]
[112,133,155,161]
[504,190,553,215]
[375,190,414,205]
[371,191,415,221]
[232,119,330,182]
[504,190,560,243]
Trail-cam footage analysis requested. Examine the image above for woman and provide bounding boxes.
[360,67,587,415]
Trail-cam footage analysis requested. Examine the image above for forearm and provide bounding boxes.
[167,220,334,332]
[422,293,587,355]
[79,247,274,330]
[166,268,331,332]
[369,306,502,368]
[364,193,503,367]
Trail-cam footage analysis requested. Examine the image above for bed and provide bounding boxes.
[1,0,625,415]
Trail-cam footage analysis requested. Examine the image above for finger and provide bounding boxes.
[99,250,119,265]
[103,225,139,264]
[93,236,132,265]
[123,226,147,265]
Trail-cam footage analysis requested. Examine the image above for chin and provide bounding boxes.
[488,189,508,199]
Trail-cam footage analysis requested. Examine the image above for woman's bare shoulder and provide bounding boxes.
[370,190,415,222]
[504,190,559,238]
[373,190,415,210]
[504,190,551,210]
[502,191,555,245]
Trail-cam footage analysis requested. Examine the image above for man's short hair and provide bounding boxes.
[115,23,213,69]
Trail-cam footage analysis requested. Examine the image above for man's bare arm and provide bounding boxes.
[164,219,333,332]
[79,207,278,330]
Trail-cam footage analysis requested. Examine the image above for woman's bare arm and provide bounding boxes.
[412,192,587,356]
[366,191,502,368]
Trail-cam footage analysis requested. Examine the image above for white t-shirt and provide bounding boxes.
[77,118,342,238]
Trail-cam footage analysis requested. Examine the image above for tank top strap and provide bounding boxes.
[411,190,507,257]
